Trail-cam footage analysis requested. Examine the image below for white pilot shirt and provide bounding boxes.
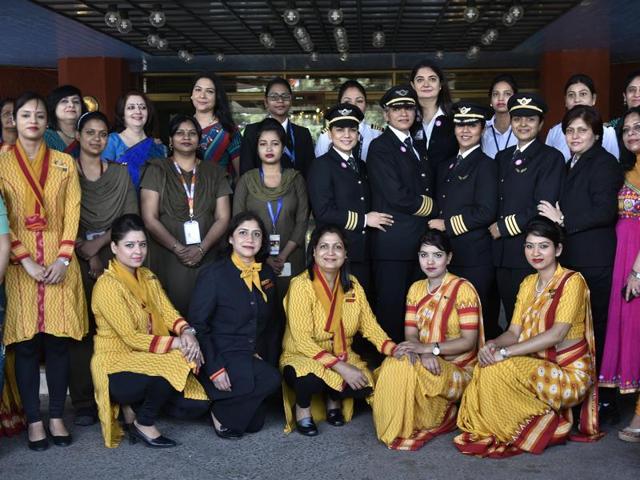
[314,121,382,162]
[545,122,619,162]
[481,115,517,159]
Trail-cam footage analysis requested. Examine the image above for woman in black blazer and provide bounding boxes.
[429,102,500,338]
[538,105,623,377]
[188,211,281,439]
[409,59,458,176]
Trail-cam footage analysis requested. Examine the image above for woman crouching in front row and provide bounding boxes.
[455,216,602,458]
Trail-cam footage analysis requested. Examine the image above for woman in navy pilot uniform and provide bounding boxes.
[188,211,281,439]
[490,93,565,323]
[428,103,500,338]
[307,103,393,294]
[409,60,458,177]
[368,86,437,343]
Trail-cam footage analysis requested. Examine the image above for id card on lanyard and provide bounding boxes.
[267,198,283,256]
[174,161,201,245]
[283,122,296,166]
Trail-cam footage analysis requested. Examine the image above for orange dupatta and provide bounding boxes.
[311,265,347,361]
[14,141,50,231]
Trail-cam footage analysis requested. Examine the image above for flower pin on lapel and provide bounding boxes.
[515,159,523,166]
[340,162,348,169]
[435,119,442,127]
[400,146,407,153]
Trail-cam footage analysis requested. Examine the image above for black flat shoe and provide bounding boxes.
[296,417,318,436]
[74,408,98,427]
[50,433,73,447]
[599,402,621,425]
[209,410,242,440]
[28,437,49,452]
[129,423,177,448]
[326,409,345,427]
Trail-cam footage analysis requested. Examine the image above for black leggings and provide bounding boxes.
[108,372,176,427]
[14,333,70,424]
[282,366,372,409]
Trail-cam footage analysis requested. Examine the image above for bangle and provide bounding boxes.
[631,270,640,280]
[558,215,565,226]
[197,245,205,257]
[172,241,179,250]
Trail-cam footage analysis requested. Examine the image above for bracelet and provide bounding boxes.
[172,241,179,250]
[631,270,640,280]
[197,245,205,257]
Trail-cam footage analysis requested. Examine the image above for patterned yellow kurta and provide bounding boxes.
[91,266,207,448]
[373,274,482,450]
[455,266,601,458]
[0,146,87,345]
[280,271,396,433]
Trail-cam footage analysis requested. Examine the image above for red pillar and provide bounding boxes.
[539,49,610,134]
[57,57,130,123]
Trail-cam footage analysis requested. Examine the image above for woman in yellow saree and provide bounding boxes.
[455,216,602,458]
[373,229,483,450]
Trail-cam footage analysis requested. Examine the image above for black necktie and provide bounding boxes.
[570,154,579,169]
[512,148,521,159]
[347,156,359,173]
[453,154,463,169]
[404,137,418,161]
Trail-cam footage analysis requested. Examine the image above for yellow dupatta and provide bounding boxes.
[311,265,347,361]
[413,274,484,369]
[14,141,50,231]
[231,252,267,302]
[626,154,640,189]
[108,259,168,336]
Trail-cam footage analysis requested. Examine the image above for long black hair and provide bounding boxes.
[306,224,352,293]
[410,59,452,116]
[191,73,237,134]
[617,106,640,172]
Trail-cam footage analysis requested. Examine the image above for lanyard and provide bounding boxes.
[491,125,513,153]
[283,122,296,165]
[173,161,197,219]
[266,198,283,231]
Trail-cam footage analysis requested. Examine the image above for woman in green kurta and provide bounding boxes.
[140,115,231,316]
[233,118,309,365]
[71,112,138,426]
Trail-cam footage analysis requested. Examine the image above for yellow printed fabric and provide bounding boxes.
[91,265,207,448]
[455,266,602,458]
[373,274,482,450]
[280,270,396,433]
[0,146,87,345]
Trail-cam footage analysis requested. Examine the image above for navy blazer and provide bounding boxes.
[368,128,436,261]
[188,257,276,399]
[560,144,623,267]
[239,121,315,178]
[411,113,458,178]
[493,139,565,269]
[435,147,498,267]
[307,148,370,263]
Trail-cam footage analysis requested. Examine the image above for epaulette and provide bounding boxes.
[370,123,384,132]
[321,126,329,134]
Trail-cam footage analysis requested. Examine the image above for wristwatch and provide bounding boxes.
[631,270,640,280]
[432,342,441,356]
[499,347,510,360]
[57,258,70,267]
[183,327,197,336]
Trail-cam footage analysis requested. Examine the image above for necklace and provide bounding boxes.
[58,128,76,141]
[427,279,442,295]
[535,276,553,295]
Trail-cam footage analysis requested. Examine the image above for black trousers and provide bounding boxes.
[200,358,281,433]
[350,260,371,299]
[282,366,372,409]
[14,333,70,424]
[69,333,97,414]
[373,259,422,343]
[450,264,501,340]
[496,266,534,325]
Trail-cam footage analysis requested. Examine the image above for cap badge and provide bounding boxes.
[396,89,409,96]
[517,97,532,106]
[338,108,352,115]
[459,107,471,114]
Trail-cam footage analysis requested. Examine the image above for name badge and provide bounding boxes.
[269,234,281,256]
[184,220,201,245]
[85,230,106,241]
[279,262,291,277]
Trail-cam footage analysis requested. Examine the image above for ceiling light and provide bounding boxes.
[310,51,319,62]
[481,27,499,45]
[328,0,343,25]
[149,4,166,28]
[146,29,160,47]
[502,11,517,27]
[466,45,480,59]
[435,50,444,60]
[260,27,276,49]
[116,10,132,34]
[104,4,120,28]
[339,52,349,62]
[215,51,225,62]
[508,1,524,21]
[283,1,300,26]
[372,26,385,48]
[156,36,169,50]
[463,0,480,23]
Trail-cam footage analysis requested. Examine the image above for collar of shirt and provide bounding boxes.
[281,118,289,131]
[458,144,481,159]
[488,115,513,137]
[332,146,352,161]
[389,125,412,143]
[422,106,445,144]
[518,139,536,153]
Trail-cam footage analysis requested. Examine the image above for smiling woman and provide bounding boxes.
[43,84,85,158]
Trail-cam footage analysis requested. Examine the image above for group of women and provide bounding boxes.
[0,61,639,458]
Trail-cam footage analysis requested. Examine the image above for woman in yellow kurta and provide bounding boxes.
[280,225,401,436]
[0,92,87,451]
[91,214,208,448]
[373,229,483,450]
[455,216,602,458]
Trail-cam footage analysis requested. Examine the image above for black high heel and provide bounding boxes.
[209,410,242,440]
[128,423,177,448]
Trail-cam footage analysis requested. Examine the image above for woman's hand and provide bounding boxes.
[21,257,46,282]
[427,219,446,232]
[478,343,497,367]
[75,237,103,260]
[537,200,563,225]
[625,274,640,301]
[366,211,394,231]
[395,340,428,355]
[488,222,501,239]
[88,256,105,280]
[179,331,201,363]
[43,259,68,284]
[177,245,204,267]
[212,370,232,392]
[266,256,284,275]
[333,362,369,390]
[420,353,441,375]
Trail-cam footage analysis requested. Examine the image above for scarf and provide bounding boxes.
[231,252,267,302]
[108,259,168,336]
[311,265,347,361]
[626,154,640,190]
[14,141,50,231]
[242,168,299,202]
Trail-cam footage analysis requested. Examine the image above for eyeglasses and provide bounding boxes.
[267,93,292,102]
[622,123,640,137]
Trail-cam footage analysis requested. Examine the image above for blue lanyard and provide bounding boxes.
[283,122,296,165]
[266,198,283,231]
[491,125,513,153]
